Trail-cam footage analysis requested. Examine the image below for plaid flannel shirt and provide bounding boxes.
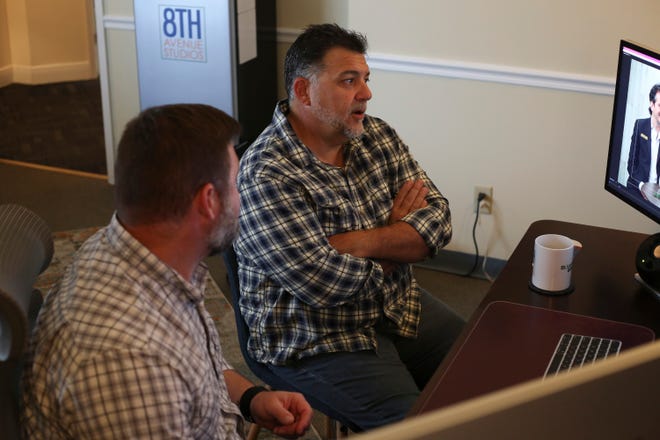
[235,100,452,366]
[21,215,244,439]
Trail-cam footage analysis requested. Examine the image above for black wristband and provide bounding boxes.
[239,385,267,422]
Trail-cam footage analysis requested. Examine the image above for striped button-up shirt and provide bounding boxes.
[22,215,244,439]
[235,100,452,366]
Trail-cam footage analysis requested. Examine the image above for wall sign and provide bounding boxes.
[134,0,236,115]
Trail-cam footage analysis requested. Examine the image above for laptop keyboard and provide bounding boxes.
[543,333,622,378]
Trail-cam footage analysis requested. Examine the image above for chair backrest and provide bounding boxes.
[0,204,53,440]
[0,204,52,361]
[222,246,295,391]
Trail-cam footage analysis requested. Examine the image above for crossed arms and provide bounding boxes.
[328,179,431,273]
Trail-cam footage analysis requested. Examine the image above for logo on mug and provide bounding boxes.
[560,263,573,272]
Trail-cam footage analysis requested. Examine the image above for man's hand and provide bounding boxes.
[250,391,313,439]
[389,179,428,224]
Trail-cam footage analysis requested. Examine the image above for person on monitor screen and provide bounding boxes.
[21,104,312,439]
[626,83,660,191]
[234,23,465,432]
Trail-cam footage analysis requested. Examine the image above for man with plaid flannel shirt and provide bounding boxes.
[235,24,465,432]
[21,104,312,439]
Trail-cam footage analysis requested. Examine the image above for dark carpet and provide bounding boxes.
[0,79,106,175]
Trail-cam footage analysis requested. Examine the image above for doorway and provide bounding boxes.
[0,0,106,175]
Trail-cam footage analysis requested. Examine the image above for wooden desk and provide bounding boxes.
[410,219,660,416]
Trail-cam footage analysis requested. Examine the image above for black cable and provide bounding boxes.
[462,193,486,277]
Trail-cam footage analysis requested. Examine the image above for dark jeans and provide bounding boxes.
[266,290,465,432]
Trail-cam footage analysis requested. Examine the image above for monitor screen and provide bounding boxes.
[605,40,660,224]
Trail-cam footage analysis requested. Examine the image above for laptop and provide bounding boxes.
[415,300,655,414]
[359,338,660,439]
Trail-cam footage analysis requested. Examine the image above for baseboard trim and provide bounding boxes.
[0,65,11,87]
[415,249,507,281]
[0,159,108,181]
[11,62,97,85]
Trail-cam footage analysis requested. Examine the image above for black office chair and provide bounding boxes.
[222,246,349,439]
[0,204,53,440]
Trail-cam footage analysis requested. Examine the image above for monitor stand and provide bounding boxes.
[634,232,660,301]
[634,273,660,301]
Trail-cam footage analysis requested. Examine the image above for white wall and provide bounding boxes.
[275,0,347,97]
[345,0,660,260]
[96,0,659,261]
[94,0,343,183]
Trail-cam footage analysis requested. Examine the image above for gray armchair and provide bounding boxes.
[0,204,53,439]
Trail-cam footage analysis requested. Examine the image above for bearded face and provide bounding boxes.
[207,198,239,257]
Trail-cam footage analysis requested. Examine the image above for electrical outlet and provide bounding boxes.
[474,185,493,215]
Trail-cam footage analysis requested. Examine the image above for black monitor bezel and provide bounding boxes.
[604,39,660,225]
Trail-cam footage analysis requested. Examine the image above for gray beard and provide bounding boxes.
[312,105,364,140]
[207,213,239,256]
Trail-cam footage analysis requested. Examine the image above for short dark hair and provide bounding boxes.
[114,104,241,223]
[650,84,660,114]
[284,23,368,98]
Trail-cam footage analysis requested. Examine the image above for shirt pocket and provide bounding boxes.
[309,187,361,235]
[362,178,394,227]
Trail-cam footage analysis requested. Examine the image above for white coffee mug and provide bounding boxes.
[530,234,582,294]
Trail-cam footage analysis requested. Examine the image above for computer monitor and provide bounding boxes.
[354,340,660,439]
[604,40,660,292]
[605,40,660,224]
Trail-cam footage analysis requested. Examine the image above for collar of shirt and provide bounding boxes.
[107,213,208,304]
[275,99,361,170]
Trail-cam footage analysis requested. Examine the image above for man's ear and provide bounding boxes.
[293,76,311,106]
[194,182,221,221]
